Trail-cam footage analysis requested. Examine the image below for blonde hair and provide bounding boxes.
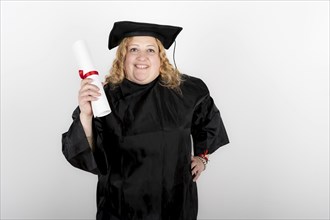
[105,37,182,90]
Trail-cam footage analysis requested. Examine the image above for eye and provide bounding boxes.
[129,47,139,53]
[147,48,158,55]
[147,48,155,53]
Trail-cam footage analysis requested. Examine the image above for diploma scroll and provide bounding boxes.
[72,40,111,117]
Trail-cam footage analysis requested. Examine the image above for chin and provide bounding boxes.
[134,74,156,84]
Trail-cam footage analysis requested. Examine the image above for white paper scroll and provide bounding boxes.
[72,40,111,117]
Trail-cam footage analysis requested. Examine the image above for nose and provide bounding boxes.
[136,51,148,60]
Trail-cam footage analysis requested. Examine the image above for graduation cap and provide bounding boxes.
[108,21,183,50]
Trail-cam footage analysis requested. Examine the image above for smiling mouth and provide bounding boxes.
[135,64,148,69]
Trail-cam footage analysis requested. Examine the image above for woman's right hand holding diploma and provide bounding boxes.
[78,78,101,143]
[79,78,101,116]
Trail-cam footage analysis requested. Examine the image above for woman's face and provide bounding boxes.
[124,36,161,84]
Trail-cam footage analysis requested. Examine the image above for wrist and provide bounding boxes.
[196,156,208,170]
[80,112,93,122]
[198,150,209,163]
[79,112,93,138]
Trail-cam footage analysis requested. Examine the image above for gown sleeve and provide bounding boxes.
[62,107,108,175]
[191,93,229,156]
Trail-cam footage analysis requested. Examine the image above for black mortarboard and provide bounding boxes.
[108,21,183,50]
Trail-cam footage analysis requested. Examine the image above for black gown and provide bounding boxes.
[62,74,229,220]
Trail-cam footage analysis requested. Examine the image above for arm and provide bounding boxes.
[78,78,100,150]
[190,93,229,181]
[61,78,108,175]
[80,113,94,151]
[62,108,99,174]
[191,95,229,156]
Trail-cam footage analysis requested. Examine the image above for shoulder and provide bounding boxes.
[180,74,210,106]
[103,82,122,102]
[181,74,209,96]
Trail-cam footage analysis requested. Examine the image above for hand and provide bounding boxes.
[191,156,206,182]
[78,78,101,118]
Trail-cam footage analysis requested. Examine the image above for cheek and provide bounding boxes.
[153,58,161,70]
[124,57,133,71]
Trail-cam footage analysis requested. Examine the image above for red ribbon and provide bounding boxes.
[79,70,99,79]
[198,149,209,162]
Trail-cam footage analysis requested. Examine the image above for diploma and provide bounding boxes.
[72,40,111,117]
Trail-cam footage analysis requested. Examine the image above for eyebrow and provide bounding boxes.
[128,44,157,47]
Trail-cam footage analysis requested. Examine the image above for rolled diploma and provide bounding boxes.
[72,40,111,117]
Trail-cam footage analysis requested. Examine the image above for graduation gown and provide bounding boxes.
[62,74,229,220]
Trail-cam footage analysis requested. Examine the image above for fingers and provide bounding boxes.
[191,156,204,182]
[79,79,101,100]
[80,78,100,92]
[79,93,99,102]
[78,78,102,116]
[79,89,100,100]
[193,171,201,182]
[191,156,197,169]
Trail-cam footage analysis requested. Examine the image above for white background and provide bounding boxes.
[1,1,329,219]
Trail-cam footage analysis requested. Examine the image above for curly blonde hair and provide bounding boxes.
[105,37,182,90]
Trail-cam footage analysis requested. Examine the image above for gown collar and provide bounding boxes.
[120,76,160,97]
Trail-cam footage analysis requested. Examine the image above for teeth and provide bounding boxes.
[136,65,148,69]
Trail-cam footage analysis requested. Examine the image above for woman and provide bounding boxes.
[62,21,229,220]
